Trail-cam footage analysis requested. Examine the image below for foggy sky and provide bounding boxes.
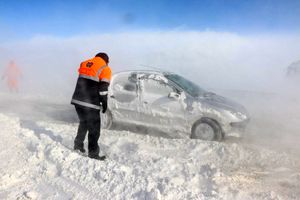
[1,31,300,99]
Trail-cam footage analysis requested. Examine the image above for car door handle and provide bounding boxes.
[143,101,148,104]
[110,95,115,99]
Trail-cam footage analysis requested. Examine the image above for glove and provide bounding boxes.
[99,82,109,113]
[100,94,108,113]
[101,98,107,113]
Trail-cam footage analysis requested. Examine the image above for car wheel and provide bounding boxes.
[100,109,113,130]
[191,118,223,141]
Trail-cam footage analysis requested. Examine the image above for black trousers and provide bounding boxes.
[74,105,101,154]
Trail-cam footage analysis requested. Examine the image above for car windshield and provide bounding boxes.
[164,74,207,97]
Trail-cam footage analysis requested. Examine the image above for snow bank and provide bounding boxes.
[1,111,300,199]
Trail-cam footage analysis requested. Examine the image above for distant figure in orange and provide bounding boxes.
[2,60,22,92]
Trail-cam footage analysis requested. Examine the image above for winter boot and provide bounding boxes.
[88,147,106,160]
[74,143,86,153]
[88,154,106,161]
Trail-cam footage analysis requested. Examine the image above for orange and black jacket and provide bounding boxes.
[71,56,112,110]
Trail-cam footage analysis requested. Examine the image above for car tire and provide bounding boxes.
[100,109,113,130]
[191,118,223,141]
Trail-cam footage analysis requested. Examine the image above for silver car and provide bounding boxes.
[101,70,249,141]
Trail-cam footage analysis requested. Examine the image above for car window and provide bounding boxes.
[165,74,206,97]
[112,73,137,103]
[143,78,174,96]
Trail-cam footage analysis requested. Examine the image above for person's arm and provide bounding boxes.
[99,82,109,113]
[99,66,112,113]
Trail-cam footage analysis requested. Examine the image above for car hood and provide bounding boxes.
[196,93,248,116]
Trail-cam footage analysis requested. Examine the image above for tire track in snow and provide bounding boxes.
[20,119,63,143]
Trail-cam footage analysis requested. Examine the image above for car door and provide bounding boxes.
[109,72,142,124]
[139,73,188,134]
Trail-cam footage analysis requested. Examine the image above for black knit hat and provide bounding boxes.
[95,52,109,64]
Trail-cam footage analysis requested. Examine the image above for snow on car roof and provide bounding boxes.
[114,69,164,75]
[113,69,177,79]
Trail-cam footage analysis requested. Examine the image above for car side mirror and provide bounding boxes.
[168,91,180,100]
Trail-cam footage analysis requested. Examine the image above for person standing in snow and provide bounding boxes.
[2,60,22,92]
[71,52,112,160]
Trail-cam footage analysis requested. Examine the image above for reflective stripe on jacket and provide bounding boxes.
[71,56,112,110]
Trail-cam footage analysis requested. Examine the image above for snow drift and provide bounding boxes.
[0,92,300,199]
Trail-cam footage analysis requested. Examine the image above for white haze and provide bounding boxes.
[1,31,300,97]
[1,31,300,154]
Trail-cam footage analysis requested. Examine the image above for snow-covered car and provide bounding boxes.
[101,70,250,141]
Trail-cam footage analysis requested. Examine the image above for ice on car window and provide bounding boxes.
[138,73,168,84]
[143,79,173,96]
[128,73,138,82]
[113,73,137,102]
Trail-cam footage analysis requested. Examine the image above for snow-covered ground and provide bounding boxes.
[0,91,300,200]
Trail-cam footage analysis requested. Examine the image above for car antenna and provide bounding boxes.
[138,64,164,72]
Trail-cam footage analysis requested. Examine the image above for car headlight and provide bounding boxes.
[230,118,250,129]
[223,109,248,122]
